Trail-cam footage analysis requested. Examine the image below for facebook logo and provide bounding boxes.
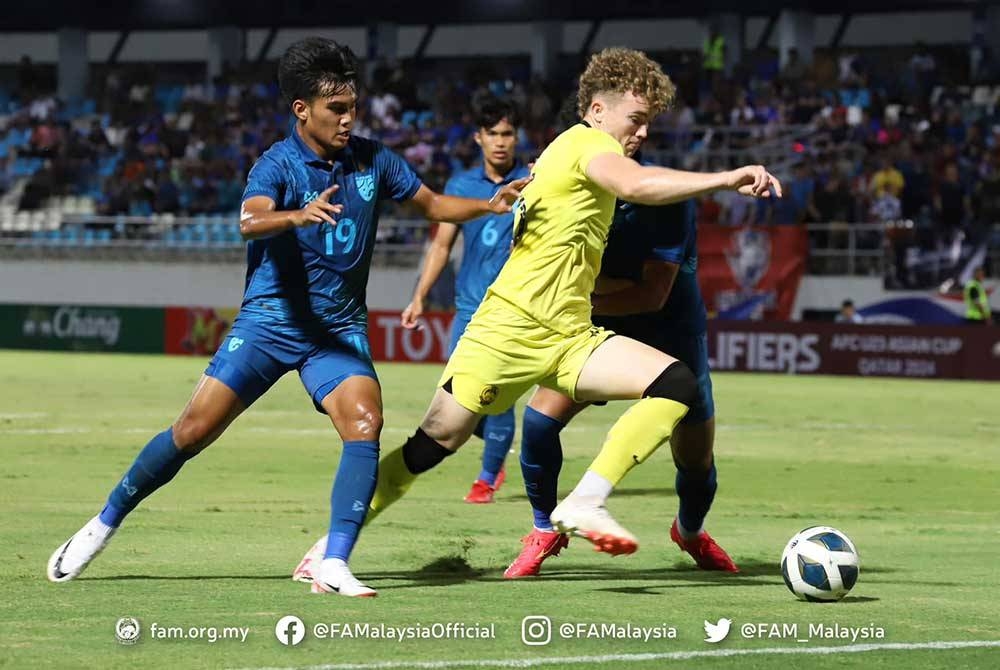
[274,615,306,646]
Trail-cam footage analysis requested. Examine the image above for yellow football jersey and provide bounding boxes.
[485,123,623,335]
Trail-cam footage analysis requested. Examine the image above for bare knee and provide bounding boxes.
[416,389,479,450]
[338,405,384,441]
[171,415,218,454]
[419,416,468,450]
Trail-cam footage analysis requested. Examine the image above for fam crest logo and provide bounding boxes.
[355,172,375,202]
[479,384,499,406]
[725,227,771,289]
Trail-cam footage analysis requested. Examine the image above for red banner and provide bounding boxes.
[164,307,237,356]
[708,320,1000,380]
[368,310,454,363]
[698,225,808,320]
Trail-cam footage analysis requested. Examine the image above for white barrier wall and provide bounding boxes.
[1,264,992,320]
[0,261,417,310]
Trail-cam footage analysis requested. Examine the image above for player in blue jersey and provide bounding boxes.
[288,97,527,581]
[400,96,530,504]
[503,143,737,578]
[46,38,527,597]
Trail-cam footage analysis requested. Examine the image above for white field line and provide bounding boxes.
[232,640,1000,670]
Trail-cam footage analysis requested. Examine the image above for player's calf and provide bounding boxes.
[367,428,455,522]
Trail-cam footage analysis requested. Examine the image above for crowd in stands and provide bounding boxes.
[2,44,1000,260]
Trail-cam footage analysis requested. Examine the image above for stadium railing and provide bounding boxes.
[3,214,996,277]
[805,222,886,275]
[0,214,431,266]
[806,221,1000,278]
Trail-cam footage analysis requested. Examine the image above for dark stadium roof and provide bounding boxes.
[2,0,985,31]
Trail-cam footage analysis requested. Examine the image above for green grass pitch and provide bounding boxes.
[1,350,998,669]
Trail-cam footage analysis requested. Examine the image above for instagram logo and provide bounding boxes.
[521,616,552,646]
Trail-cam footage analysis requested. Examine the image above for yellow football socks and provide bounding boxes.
[365,446,416,525]
[589,397,689,486]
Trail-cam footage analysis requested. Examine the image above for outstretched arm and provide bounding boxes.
[585,153,782,207]
[239,185,344,241]
[407,178,531,224]
[401,223,460,329]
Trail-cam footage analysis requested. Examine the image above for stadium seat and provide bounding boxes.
[13,211,30,232]
[30,210,47,232]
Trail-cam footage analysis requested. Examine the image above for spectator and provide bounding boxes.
[963,267,993,325]
[154,172,180,213]
[898,144,932,220]
[934,162,969,243]
[815,169,854,222]
[974,151,1000,229]
[214,167,243,213]
[835,299,865,324]
[0,156,12,197]
[870,186,902,223]
[774,162,817,224]
[872,154,905,197]
[781,48,808,85]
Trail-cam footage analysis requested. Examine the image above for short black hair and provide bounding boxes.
[278,38,360,104]
[473,96,522,130]
[842,299,855,308]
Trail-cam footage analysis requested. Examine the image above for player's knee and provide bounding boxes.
[643,361,700,410]
[342,405,384,440]
[171,415,216,453]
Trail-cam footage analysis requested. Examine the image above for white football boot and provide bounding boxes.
[550,494,639,556]
[47,515,117,582]
[291,535,328,583]
[310,558,377,597]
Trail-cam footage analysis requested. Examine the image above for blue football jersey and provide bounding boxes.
[444,162,531,316]
[240,130,422,334]
[599,198,707,335]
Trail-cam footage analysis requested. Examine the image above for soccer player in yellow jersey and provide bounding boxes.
[365,48,781,558]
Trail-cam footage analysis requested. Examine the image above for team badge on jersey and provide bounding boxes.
[228,337,244,352]
[479,384,499,406]
[302,191,319,206]
[355,172,375,202]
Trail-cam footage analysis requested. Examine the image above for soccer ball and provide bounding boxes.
[780,526,860,602]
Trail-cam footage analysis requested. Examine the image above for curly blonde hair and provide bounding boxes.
[577,48,675,118]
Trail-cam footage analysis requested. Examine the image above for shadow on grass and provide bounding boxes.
[503,487,676,503]
[84,558,927,596]
[86,574,290,581]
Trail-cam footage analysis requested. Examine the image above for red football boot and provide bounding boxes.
[670,518,739,572]
[503,529,570,578]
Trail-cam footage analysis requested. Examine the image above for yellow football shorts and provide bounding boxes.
[439,296,615,415]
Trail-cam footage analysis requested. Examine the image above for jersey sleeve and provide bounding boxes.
[576,129,624,176]
[647,201,696,265]
[375,141,423,202]
[443,174,463,197]
[242,155,284,202]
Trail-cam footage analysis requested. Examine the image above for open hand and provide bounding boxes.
[487,175,533,214]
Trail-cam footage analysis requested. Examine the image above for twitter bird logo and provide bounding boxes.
[703,618,732,643]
